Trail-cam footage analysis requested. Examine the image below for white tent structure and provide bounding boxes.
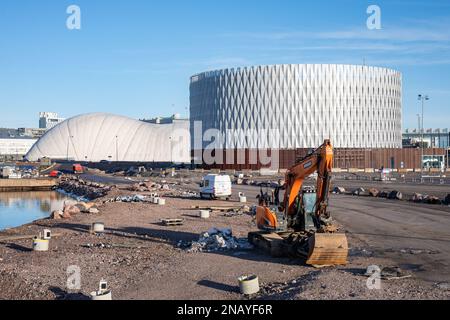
[25,113,191,163]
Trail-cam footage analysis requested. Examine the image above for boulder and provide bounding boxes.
[388,191,403,200]
[75,202,90,213]
[352,188,365,196]
[64,200,78,207]
[332,186,346,194]
[89,207,100,214]
[64,205,81,216]
[410,193,423,202]
[51,210,63,220]
[378,191,388,198]
[423,195,441,204]
[444,194,450,205]
[368,188,379,197]
[62,211,72,219]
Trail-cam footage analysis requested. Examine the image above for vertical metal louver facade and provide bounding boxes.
[190,64,402,150]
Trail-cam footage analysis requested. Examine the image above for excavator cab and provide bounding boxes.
[290,187,318,232]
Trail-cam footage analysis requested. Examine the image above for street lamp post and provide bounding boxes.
[418,94,430,182]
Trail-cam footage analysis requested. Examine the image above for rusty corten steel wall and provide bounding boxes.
[195,148,446,170]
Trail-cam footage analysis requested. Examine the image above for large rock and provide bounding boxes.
[51,210,63,220]
[332,186,346,194]
[444,194,450,205]
[410,193,423,202]
[388,191,403,200]
[352,188,365,196]
[62,211,72,219]
[75,202,90,213]
[89,207,100,214]
[368,188,379,197]
[378,191,388,198]
[423,195,441,204]
[64,205,81,216]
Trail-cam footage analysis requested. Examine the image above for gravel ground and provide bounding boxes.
[1,175,449,300]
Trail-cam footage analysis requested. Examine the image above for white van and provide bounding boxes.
[200,174,232,200]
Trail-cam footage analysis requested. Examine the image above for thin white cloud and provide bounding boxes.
[223,26,450,42]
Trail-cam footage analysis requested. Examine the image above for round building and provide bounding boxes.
[190,64,402,169]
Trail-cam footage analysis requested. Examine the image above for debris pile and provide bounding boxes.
[105,194,150,203]
[234,179,282,188]
[179,228,253,252]
[444,194,450,205]
[58,177,113,200]
[410,193,444,205]
[332,186,346,194]
[223,205,253,217]
[368,188,380,197]
[51,200,100,220]
[352,188,366,196]
[180,191,199,199]
[387,190,403,200]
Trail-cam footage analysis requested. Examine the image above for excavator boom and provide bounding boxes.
[253,139,348,266]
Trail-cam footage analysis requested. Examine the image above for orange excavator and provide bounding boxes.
[249,140,348,266]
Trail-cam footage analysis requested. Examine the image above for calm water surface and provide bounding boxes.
[0,191,72,231]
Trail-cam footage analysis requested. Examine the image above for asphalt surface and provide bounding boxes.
[331,195,450,284]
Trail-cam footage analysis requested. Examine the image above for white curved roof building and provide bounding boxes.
[190,64,402,150]
[26,113,190,163]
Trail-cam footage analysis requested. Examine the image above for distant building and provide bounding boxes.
[0,136,37,162]
[39,112,65,130]
[403,129,450,149]
[18,127,46,139]
[0,128,39,161]
[141,113,188,124]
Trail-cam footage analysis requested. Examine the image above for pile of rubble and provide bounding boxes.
[410,193,450,205]
[234,179,282,188]
[333,187,403,200]
[58,177,114,200]
[128,181,174,192]
[51,200,100,220]
[179,228,253,253]
[105,194,150,203]
[333,186,450,206]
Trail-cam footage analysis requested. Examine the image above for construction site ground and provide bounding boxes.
[1,170,450,300]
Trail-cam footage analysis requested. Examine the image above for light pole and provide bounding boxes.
[418,94,429,181]
[416,114,420,135]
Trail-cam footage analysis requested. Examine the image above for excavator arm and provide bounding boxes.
[254,139,348,266]
[283,139,333,230]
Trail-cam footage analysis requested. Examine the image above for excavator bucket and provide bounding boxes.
[306,233,348,266]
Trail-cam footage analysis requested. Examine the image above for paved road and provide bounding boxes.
[331,195,450,284]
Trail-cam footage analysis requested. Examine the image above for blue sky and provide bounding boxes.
[0,0,449,129]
